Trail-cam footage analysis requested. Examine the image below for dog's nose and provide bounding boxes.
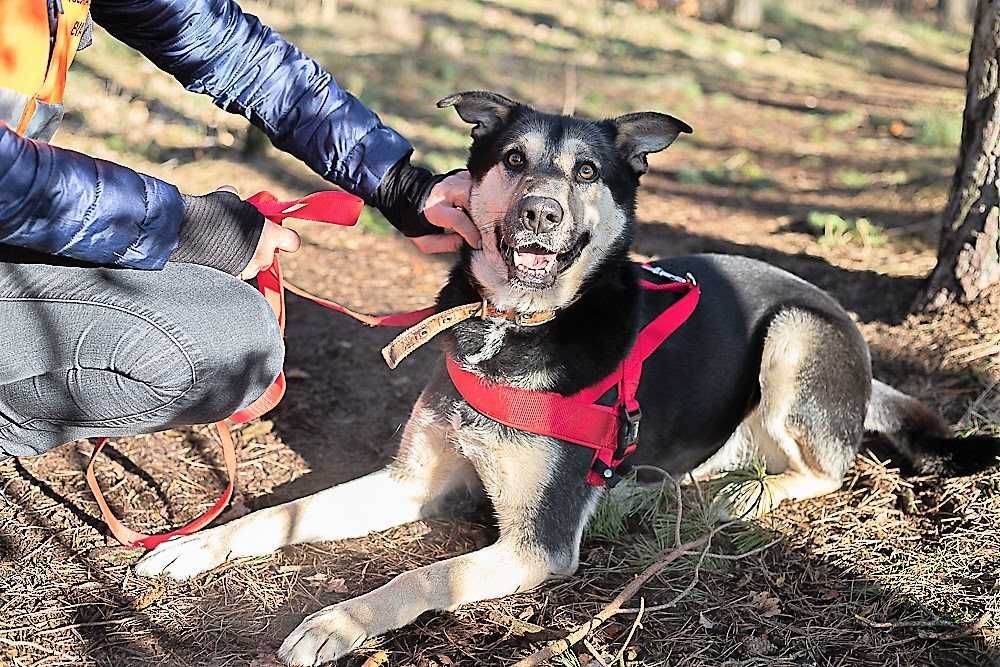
[518,196,564,233]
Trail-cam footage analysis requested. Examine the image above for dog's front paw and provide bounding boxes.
[134,531,229,580]
[278,605,370,666]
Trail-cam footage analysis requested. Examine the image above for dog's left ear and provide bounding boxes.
[612,112,692,175]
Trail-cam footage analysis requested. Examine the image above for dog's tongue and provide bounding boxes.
[514,250,557,270]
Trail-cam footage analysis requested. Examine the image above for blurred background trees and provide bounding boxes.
[632,0,974,32]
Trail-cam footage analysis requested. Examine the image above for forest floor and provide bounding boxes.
[2,1,999,665]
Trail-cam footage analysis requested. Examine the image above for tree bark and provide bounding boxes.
[939,0,973,31]
[727,0,763,30]
[916,0,1000,311]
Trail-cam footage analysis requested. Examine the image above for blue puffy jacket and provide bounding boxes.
[0,0,412,269]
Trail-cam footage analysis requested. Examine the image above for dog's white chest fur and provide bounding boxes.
[464,319,512,364]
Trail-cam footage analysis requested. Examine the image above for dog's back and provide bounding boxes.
[632,254,997,517]
[626,255,867,501]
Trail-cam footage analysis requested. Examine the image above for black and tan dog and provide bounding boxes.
[136,92,999,666]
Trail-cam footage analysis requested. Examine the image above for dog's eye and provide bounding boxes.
[576,162,598,183]
[504,150,526,170]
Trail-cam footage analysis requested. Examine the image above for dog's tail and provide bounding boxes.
[865,379,1000,476]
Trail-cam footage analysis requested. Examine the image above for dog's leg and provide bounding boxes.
[278,423,601,666]
[278,540,552,665]
[135,395,476,580]
[723,308,869,519]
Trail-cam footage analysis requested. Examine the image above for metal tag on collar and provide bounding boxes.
[516,310,555,326]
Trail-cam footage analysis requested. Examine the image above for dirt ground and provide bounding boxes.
[2,1,999,666]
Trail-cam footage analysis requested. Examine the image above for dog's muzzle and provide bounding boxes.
[497,195,588,290]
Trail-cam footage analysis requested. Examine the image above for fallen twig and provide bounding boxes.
[582,638,610,666]
[616,535,715,615]
[512,532,715,667]
[857,611,993,641]
[515,483,781,667]
[610,597,644,664]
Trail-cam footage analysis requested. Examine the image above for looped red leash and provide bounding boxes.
[86,190,433,550]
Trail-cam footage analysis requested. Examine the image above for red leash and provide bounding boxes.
[86,190,431,550]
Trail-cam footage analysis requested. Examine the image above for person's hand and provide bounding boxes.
[240,219,301,279]
[210,186,300,280]
[410,171,482,254]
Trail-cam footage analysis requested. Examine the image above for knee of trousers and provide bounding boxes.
[165,275,285,426]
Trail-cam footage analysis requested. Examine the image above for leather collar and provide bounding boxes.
[382,299,556,369]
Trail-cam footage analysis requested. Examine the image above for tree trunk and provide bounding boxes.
[727,0,763,30]
[939,0,973,31]
[916,0,1000,311]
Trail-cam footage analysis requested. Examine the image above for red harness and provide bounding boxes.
[447,270,700,486]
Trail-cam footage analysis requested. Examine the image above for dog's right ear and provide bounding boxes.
[612,112,692,175]
[437,91,519,139]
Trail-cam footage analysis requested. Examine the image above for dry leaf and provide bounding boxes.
[749,591,782,618]
[323,577,349,594]
[241,420,274,440]
[699,611,715,630]
[745,634,778,656]
[361,650,389,667]
[131,584,165,611]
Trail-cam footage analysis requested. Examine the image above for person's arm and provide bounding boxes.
[0,122,182,268]
[0,123,268,272]
[90,0,470,241]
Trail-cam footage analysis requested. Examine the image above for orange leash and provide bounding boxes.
[86,190,433,550]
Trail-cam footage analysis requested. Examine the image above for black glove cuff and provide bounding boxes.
[171,192,265,275]
[372,156,463,237]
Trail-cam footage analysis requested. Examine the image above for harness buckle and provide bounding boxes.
[616,406,641,459]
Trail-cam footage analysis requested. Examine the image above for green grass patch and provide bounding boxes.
[676,150,776,190]
[827,110,867,133]
[835,169,872,188]
[586,463,775,569]
[806,210,887,247]
[914,111,963,148]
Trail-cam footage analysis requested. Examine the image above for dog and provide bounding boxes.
[135,91,1000,666]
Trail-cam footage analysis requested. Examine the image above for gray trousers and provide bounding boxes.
[0,247,284,457]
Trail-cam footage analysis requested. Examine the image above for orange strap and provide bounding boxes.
[85,424,237,550]
[0,0,91,134]
[86,190,439,550]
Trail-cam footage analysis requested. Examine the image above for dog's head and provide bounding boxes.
[439,91,690,312]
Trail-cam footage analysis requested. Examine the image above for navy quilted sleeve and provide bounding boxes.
[91,0,413,201]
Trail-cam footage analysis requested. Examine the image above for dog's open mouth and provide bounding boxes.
[497,229,591,289]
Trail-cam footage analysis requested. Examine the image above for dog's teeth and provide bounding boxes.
[514,251,556,270]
